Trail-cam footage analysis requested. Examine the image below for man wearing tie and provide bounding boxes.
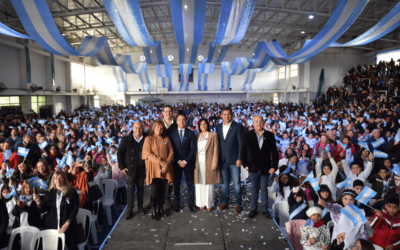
[169,114,197,212]
[216,107,244,213]
[240,115,279,219]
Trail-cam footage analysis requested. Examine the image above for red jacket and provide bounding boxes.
[334,143,355,162]
[370,208,400,249]
[0,152,20,170]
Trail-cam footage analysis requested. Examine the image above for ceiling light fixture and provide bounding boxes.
[184,4,187,9]
[62,33,65,36]
[301,30,305,34]
[309,14,314,19]
[187,48,189,51]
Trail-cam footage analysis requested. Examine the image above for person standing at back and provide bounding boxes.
[216,107,244,213]
[169,114,197,213]
[240,115,279,219]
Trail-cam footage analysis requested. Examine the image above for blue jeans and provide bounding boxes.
[249,172,269,211]
[220,164,242,205]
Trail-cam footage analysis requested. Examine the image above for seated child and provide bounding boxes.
[370,194,400,250]
[300,206,330,250]
[288,187,308,221]
[369,166,396,211]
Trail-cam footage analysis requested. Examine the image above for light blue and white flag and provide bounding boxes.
[242,69,256,90]
[371,137,385,148]
[358,142,369,151]
[356,186,377,205]
[340,203,367,227]
[336,177,352,189]
[106,138,113,145]
[301,171,314,186]
[38,141,48,150]
[373,150,388,158]
[56,158,67,170]
[77,141,85,148]
[17,147,29,158]
[66,151,73,167]
[394,132,400,143]
[310,177,320,191]
[3,149,12,162]
[392,164,400,176]
[6,185,17,199]
[179,64,193,91]
[30,177,48,189]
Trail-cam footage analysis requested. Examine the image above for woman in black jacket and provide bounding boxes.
[0,198,9,249]
[11,180,41,229]
[33,170,79,250]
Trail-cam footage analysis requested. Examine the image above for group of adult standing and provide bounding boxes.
[117,105,279,220]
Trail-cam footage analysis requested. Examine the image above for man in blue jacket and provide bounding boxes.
[216,107,244,213]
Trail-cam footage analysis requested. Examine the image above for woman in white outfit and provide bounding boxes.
[194,119,219,211]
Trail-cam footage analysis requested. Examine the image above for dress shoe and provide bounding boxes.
[158,207,165,217]
[248,209,258,218]
[218,203,228,211]
[151,208,157,220]
[124,211,134,220]
[234,205,242,214]
[263,211,272,219]
[189,204,196,213]
[138,207,145,216]
[173,204,180,212]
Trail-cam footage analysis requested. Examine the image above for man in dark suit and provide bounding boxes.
[241,115,279,219]
[216,107,244,213]
[118,122,147,220]
[169,114,197,212]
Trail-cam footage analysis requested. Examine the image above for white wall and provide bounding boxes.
[309,47,369,99]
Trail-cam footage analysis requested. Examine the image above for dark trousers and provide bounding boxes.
[151,178,167,208]
[173,165,195,205]
[115,186,127,208]
[126,175,145,211]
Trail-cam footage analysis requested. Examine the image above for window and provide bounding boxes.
[31,96,46,113]
[278,67,285,79]
[0,96,20,107]
[290,64,298,77]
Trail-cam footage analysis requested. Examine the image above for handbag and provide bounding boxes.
[86,180,103,202]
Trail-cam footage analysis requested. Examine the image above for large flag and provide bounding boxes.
[310,177,320,191]
[336,177,352,189]
[356,186,377,205]
[373,150,388,158]
[29,177,48,189]
[340,203,367,227]
[3,149,12,162]
[17,147,29,158]
[38,141,48,150]
[371,137,385,148]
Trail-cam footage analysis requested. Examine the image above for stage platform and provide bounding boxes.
[102,184,291,250]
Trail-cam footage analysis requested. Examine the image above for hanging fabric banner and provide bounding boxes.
[161,77,172,91]
[221,70,231,90]
[170,0,207,64]
[103,0,156,47]
[259,0,368,60]
[179,64,192,91]
[198,58,215,90]
[0,22,31,39]
[221,57,250,75]
[205,43,230,63]
[24,39,31,83]
[243,69,256,90]
[330,1,400,47]
[213,0,257,45]
[51,54,55,86]
[142,42,165,65]
[112,67,127,92]
[156,57,172,91]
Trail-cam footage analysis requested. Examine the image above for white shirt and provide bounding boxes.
[133,134,143,143]
[222,121,232,140]
[163,119,174,129]
[255,130,264,149]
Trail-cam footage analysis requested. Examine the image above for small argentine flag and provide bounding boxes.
[66,151,73,166]
[17,147,29,158]
[111,153,118,163]
[392,164,400,176]
[358,142,369,151]
[3,149,12,162]
[371,137,385,148]
[356,186,377,205]
[31,177,48,189]
[340,203,367,227]
[373,150,388,158]
[310,177,320,191]
[56,158,67,170]
[395,132,400,143]
[301,171,314,186]
[38,141,48,150]
[336,178,352,189]
[106,138,113,145]
[6,185,17,199]
[77,141,85,148]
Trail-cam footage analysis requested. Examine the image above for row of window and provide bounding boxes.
[278,64,298,79]
[0,96,47,114]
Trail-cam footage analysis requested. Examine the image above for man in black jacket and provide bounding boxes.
[117,122,146,220]
[240,115,279,219]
